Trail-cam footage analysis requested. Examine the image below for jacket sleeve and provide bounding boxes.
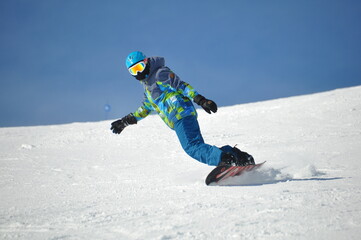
[132,94,153,121]
[156,68,200,100]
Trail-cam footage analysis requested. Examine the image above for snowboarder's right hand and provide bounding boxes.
[111,114,137,134]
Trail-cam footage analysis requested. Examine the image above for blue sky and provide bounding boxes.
[1,0,361,127]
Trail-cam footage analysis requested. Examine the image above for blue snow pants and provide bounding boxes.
[174,115,223,166]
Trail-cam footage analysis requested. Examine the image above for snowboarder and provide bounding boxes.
[111,51,255,167]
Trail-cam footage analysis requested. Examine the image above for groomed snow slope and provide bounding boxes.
[1,86,361,240]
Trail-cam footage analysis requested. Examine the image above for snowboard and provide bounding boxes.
[205,161,266,185]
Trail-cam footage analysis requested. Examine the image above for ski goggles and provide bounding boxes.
[128,61,146,76]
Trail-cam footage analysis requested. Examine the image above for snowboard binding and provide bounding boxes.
[219,145,255,167]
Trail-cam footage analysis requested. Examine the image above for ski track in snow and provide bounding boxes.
[1,86,361,239]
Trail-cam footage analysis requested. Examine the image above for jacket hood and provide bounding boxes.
[141,57,165,85]
[149,57,165,73]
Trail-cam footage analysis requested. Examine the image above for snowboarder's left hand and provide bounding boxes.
[111,114,137,134]
[194,95,218,114]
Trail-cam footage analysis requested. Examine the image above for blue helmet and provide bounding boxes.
[125,51,146,68]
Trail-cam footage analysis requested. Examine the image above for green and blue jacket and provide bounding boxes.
[133,57,200,129]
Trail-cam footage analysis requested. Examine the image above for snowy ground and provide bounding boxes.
[1,86,361,240]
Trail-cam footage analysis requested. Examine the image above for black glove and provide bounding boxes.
[110,114,137,134]
[194,95,218,114]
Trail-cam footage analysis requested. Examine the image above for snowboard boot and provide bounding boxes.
[218,146,255,167]
[233,147,255,165]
